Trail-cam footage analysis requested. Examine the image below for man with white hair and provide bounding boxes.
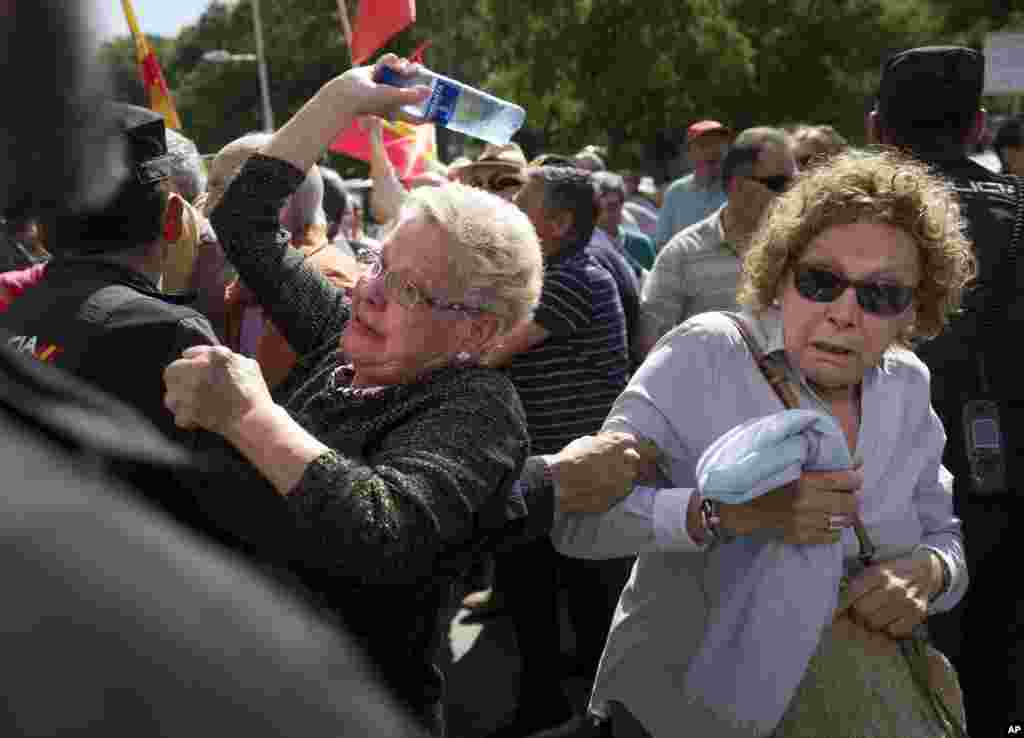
[164,128,207,205]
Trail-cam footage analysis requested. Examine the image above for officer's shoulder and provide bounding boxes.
[936,158,1016,195]
[102,286,211,329]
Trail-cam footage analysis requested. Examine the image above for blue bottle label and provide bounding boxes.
[423,79,459,127]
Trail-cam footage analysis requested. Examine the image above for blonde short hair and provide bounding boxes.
[405,182,543,334]
[738,148,975,343]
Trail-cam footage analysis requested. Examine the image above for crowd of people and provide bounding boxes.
[1,4,1022,736]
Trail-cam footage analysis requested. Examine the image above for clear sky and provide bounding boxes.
[90,0,220,40]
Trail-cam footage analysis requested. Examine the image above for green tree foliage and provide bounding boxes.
[473,0,756,166]
[927,0,1023,45]
[98,0,1024,177]
[172,0,350,155]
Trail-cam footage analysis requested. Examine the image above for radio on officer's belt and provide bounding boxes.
[962,398,1007,495]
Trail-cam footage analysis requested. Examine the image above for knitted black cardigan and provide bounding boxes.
[201,154,530,733]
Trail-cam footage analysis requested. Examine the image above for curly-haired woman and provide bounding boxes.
[553,148,975,736]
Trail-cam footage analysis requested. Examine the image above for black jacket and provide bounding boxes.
[0,257,218,443]
[913,156,1022,493]
[0,341,424,738]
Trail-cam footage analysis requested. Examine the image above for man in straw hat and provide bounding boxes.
[449,142,528,202]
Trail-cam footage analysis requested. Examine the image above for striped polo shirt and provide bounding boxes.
[639,207,743,344]
[507,247,629,455]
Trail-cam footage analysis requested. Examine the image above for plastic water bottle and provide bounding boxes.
[376,66,526,146]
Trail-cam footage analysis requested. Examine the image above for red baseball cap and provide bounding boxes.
[687,120,732,142]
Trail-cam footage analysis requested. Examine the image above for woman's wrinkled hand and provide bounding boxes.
[330,54,430,121]
[839,552,943,638]
[549,432,662,513]
[719,468,862,545]
[163,345,273,439]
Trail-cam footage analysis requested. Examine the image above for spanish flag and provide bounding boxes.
[348,0,417,66]
[121,0,182,130]
[330,118,438,181]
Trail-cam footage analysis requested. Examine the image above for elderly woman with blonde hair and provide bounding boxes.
[161,57,543,735]
[553,148,974,737]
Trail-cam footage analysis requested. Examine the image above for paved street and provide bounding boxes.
[442,587,590,738]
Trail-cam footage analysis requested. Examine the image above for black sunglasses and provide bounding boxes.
[748,174,792,193]
[793,265,916,316]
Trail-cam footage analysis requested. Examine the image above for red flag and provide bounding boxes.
[121,0,181,130]
[349,0,416,65]
[330,118,437,180]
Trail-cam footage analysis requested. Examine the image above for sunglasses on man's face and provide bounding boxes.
[748,174,792,194]
[792,264,916,317]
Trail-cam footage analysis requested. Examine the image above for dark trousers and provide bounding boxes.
[495,538,633,719]
[929,497,1024,735]
[561,555,634,680]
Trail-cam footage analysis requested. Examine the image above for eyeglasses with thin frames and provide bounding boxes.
[362,252,485,314]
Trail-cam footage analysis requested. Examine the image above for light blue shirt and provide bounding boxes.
[551,309,966,737]
[654,173,728,250]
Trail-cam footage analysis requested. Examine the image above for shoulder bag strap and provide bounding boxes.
[722,312,801,410]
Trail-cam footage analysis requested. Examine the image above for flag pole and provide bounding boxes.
[336,0,354,67]
[120,0,182,129]
[251,0,275,132]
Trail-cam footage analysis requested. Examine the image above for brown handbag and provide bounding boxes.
[722,312,968,738]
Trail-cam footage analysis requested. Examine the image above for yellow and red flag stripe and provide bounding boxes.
[330,118,438,180]
[121,0,182,130]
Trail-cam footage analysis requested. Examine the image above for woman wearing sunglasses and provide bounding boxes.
[551,148,975,736]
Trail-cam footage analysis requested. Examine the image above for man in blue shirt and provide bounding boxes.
[655,120,733,250]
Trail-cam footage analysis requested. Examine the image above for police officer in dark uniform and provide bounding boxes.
[869,45,1024,732]
[0,102,219,443]
[0,3,430,735]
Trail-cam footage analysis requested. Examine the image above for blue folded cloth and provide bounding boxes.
[698,409,852,504]
[684,409,853,735]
